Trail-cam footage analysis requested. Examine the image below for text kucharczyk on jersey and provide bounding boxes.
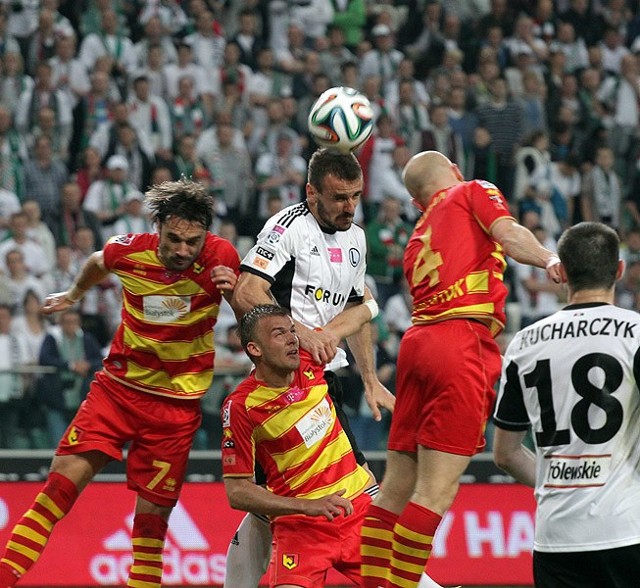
[518,317,637,350]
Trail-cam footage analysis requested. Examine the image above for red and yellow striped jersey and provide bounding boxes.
[404,179,514,336]
[101,232,240,399]
[221,358,370,501]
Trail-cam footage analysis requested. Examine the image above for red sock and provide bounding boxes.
[360,504,399,588]
[0,472,78,585]
[126,513,168,588]
[389,502,441,588]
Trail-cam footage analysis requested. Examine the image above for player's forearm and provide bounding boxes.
[231,274,275,317]
[66,251,110,303]
[224,478,310,517]
[346,322,377,384]
[493,429,536,487]
[324,301,376,341]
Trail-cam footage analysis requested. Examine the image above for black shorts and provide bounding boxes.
[534,543,640,588]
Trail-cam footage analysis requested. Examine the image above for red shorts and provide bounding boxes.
[269,492,371,588]
[57,371,202,507]
[388,320,501,456]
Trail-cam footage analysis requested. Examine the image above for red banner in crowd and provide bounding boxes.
[0,483,535,586]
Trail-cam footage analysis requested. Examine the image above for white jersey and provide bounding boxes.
[241,202,367,370]
[494,303,640,553]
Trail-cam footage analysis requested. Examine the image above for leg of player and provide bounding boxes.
[126,495,173,588]
[0,452,109,587]
[223,512,272,588]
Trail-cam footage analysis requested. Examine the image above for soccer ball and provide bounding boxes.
[307,86,374,153]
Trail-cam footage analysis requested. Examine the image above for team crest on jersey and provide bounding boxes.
[282,554,299,570]
[111,234,134,246]
[222,402,232,427]
[67,425,82,445]
[348,248,360,267]
[303,370,315,380]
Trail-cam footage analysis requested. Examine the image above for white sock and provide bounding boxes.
[223,512,272,588]
[417,572,445,588]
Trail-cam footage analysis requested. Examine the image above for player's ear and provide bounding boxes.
[246,341,263,359]
[616,259,625,281]
[305,182,316,204]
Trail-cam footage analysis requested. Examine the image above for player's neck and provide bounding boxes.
[254,365,295,388]
[568,288,615,306]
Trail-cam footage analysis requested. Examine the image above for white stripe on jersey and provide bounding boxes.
[495,304,640,553]
[241,203,367,370]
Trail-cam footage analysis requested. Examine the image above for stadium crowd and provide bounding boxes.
[1,0,640,451]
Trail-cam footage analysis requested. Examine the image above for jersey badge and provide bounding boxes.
[348,248,361,267]
[256,246,274,260]
[222,402,232,427]
[328,247,343,263]
[303,370,315,380]
[310,245,320,256]
[111,234,134,246]
[282,554,299,570]
[252,256,269,270]
[266,231,281,245]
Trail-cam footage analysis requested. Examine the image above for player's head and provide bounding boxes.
[145,179,214,272]
[240,304,300,371]
[402,150,464,211]
[306,148,362,232]
[557,222,621,292]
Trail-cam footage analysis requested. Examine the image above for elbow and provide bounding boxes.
[493,448,514,475]
[224,487,247,512]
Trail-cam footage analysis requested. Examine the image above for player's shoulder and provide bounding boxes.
[201,232,240,264]
[270,202,312,231]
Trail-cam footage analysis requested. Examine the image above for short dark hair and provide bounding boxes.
[239,304,290,354]
[307,148,362,192]
[145,178,214,229]
[558,222,619,291]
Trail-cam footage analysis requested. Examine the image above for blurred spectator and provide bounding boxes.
[131,15,177,72]
[319,24,356,86]
[0,10,20,58]
[559,0,605,47]
[72,146,103,201]
[165,40,218,116]
[78,8,135,84]
[275,20,310,75]
[22,199,56,270]
[50,181,103,249]
[546,155,582,229]
[36,307,103,447]
[385,56,430,115]
[0,51,33,115]
[227,8,264,72]
[384,276,412,342]
[474,76,524,198]
[48,34,90,110]
[0,186,21,241]
[402,0,445,79]
[360,23,404,90]
[25,7,59,76]
[102,121,155,190]
[15,61,73,151]
[0,303,30,449]
[0,210,51,278]
[4,248,46,311]
[291,50,323,102]
[169,74,209,143]
[185,9,226,72]
[254,129,305,223]
[392,79,430,155]
[138,0,189,37]
[330,0,366,52]
[28,106,68,162]
[23,135,69,226]
[615,258,640,310]
[112,192,152,236]
[82,154,144,241]
[552,21,589,74]
[128,74,173,162]
[365,195,412,308]
[420,103,466,173]
[49,244,79,294]
[581,145,622,231]
[599,24,630,76]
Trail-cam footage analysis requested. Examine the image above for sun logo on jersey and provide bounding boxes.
[162,297,188,317]
[311,404,332,424]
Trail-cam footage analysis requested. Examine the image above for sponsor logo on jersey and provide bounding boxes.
[349,248,361,267]
[91,502,226,584]
[273,225,286,234]
[252,256,269,269]
[143,296,190,322]
[295,397,333,448]
[284,386,305,404]
[328,247,342,263]
[304,285,346,306]
[222,439,235,449]
[282,553,299,570]
[310,245,320,256]
[256,246,274,260]
[543,454,611,488]
[223,455,236,466]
